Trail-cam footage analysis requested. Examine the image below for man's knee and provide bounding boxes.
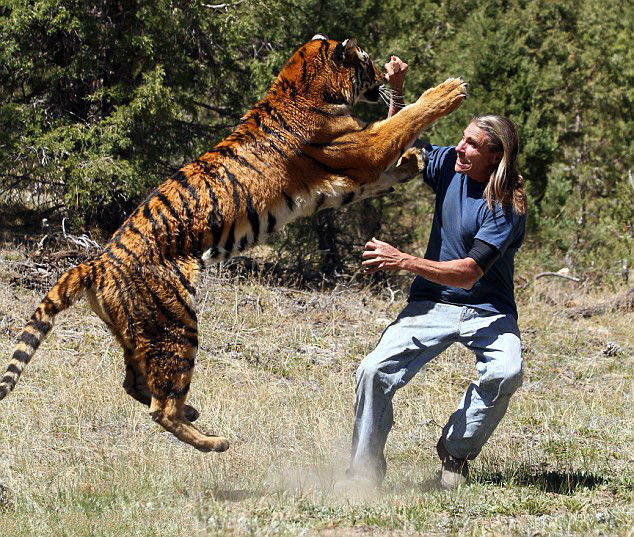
[479,349,523,398]
[355,349,395,393]
[502,359,523,394]
[355,354,380,385]
[492,355,523,396]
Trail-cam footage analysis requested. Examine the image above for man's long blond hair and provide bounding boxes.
[472,115,527,215]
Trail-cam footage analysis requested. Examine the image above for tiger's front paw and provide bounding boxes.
[417,77,468,115]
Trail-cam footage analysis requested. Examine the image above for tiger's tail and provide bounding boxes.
[0,262,93,401]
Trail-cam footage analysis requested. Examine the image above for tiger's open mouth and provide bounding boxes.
[361,85,381,103]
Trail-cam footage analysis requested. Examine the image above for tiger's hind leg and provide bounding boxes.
[123,348,151,405]
[144,336,228,452]
[123,348,200,423]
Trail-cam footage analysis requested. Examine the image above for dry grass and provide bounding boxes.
[0,245,632,537]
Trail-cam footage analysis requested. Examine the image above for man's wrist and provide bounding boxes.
[398,252,419,272]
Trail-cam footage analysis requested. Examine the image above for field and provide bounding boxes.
[0,245,632,537]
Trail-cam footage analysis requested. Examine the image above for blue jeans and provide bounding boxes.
[350,300,523,480]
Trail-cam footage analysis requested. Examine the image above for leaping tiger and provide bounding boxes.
[0,36,466,452]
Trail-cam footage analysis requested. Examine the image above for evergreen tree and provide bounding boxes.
[0,0,631,281]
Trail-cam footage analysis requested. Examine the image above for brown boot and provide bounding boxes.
[436,439,469,490]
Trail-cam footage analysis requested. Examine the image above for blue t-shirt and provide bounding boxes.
[408,145,526,318]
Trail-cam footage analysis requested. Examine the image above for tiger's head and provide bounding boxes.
[272,35,384,108]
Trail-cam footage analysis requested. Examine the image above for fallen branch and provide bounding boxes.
[535,271,581,283]
[61,217,101,251]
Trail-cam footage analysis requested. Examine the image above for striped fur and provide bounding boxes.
[1,37,466,452]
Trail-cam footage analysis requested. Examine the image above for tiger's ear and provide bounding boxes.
[333,38,358,67]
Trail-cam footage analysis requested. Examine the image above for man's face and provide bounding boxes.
[455,123,502,182]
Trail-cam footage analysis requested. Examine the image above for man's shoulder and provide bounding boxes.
[489,201,528,227]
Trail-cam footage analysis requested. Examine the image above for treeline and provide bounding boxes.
[1,0,632,282]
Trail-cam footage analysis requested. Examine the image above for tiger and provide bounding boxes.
[0,35,466,452]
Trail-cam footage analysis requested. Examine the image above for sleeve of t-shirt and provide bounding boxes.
[422,145,456,193]
[467,238,501,273]
[474,205,525,256]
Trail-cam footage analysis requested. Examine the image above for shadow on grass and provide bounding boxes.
[480,468,607,494]
[210,488,265,502]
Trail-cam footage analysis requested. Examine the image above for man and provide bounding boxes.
[346,57,527,489]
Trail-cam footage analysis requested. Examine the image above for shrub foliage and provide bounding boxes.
[1,0,632,279]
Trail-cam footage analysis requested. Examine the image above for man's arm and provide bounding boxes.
[385,56,408,118]
[362,237,484,290]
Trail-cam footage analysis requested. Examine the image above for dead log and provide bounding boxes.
[567,287,634,318]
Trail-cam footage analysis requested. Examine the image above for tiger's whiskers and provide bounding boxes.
[379,85,406,109]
